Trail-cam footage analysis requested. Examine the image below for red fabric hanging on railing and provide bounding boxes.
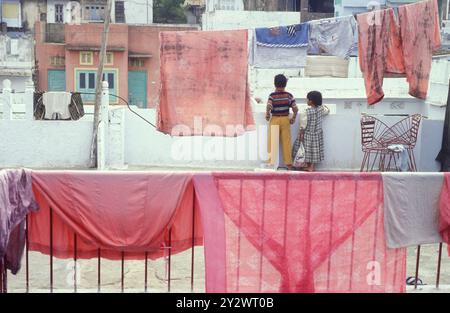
[194,172,406,293]
[28,171,203,260]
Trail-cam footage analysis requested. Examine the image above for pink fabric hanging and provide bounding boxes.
[398,0,441,100]
[28,171,202,260]
[357,8,405,105]
[194,172,406,293]
[158,30,255,136]
[357,0,441,105]
[439,173,450,256]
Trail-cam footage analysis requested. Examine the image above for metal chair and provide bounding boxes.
[360,114,422,172]
[360,114,398,171]
[384,114,422,171]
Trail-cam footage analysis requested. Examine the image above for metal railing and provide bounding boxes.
[1,198,199,293]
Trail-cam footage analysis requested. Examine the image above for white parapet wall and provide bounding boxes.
[0,54,448,171]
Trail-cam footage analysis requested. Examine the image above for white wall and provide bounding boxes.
[202,10,301,30]
[46,0,77,24]
[206,0,244,12]
[124,0,153,24]
[0,56,448,171]
[0,120,92,168]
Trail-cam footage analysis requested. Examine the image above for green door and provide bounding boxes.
[48,69,66,91]
[128,71,147,108]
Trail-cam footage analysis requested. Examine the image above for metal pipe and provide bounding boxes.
[50,207,53,293]
[145,251,148,292]
[190,189,196,292]
[26,215,29,293]
[74,234,77,293]
[168,229,172,292]
[97,248,101,293]
[121,251,125,293]
[414,245,421,289]
[436,243,443,289]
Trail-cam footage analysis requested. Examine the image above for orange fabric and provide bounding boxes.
[357,8,405,105]
[28,171,203,260]
[158,30,255,136]
[398,0,441,100]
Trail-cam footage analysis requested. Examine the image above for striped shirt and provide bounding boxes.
[268,91,297,116]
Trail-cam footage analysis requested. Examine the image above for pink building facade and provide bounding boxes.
[35,22,197,107]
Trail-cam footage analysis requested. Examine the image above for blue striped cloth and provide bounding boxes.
[255,23,310,48]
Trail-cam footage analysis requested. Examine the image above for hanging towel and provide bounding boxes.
[251,24,309,69]
[305,56,349,78]
[255,24,309,48]
[398,0,441,100]
[28,171,202,260]
[436,80,450,170]
[382,173,443,249]
[0,169,39,275]
[43,92,72,120]
[357,8,406,105]
[308,15,358,59]
[158,30,254,136]
[194,172,406,293]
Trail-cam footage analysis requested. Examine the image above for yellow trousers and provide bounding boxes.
[268,116,292,166]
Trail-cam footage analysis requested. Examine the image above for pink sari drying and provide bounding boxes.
[194,172,406,293]
[28,171,203,260]
[158,30,255,136]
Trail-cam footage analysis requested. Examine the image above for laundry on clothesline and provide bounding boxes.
[0,169,39,275]
[28,171,202,260]
[250,23,310,69]
[158,29,254,136]
[194,172,406,292]
[357,0,441,105]
[308,15,358,59]
[305,56,349,78]
[34,91,85,121]
[382,173,443,249]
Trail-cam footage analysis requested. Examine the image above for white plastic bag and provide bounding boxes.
[293,142,307,168]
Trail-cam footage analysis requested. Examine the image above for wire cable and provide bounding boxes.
[77,91,157,128]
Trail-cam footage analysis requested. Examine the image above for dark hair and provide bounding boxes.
[307,91,323,106]
[274,74,287,88]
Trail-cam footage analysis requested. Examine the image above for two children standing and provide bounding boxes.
[266,74,329,172]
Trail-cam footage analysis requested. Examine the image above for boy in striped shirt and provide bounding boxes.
[266,74,298,169]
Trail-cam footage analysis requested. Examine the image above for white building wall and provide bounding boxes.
[124,0,153,24]
[202,10,301,30]
[47,0,82,24]
[206,0,244,12]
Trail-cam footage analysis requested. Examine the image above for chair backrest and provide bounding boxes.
[388,114,422,148]
[360,114,397,149]
[360,115,375,146]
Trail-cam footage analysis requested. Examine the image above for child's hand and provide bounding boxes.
[298,129,305,141]
[289,117,296,124]
[265,113,270,121]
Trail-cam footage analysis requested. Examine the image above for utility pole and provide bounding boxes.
[90,0,113,168]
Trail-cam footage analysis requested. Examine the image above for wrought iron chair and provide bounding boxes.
[360,114,422,172]
[360,114,397,171]
[384,114,422,171]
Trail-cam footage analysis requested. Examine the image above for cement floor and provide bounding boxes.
[5,244,450,293]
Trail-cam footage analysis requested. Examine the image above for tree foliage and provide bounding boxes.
[154,0,187,24]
